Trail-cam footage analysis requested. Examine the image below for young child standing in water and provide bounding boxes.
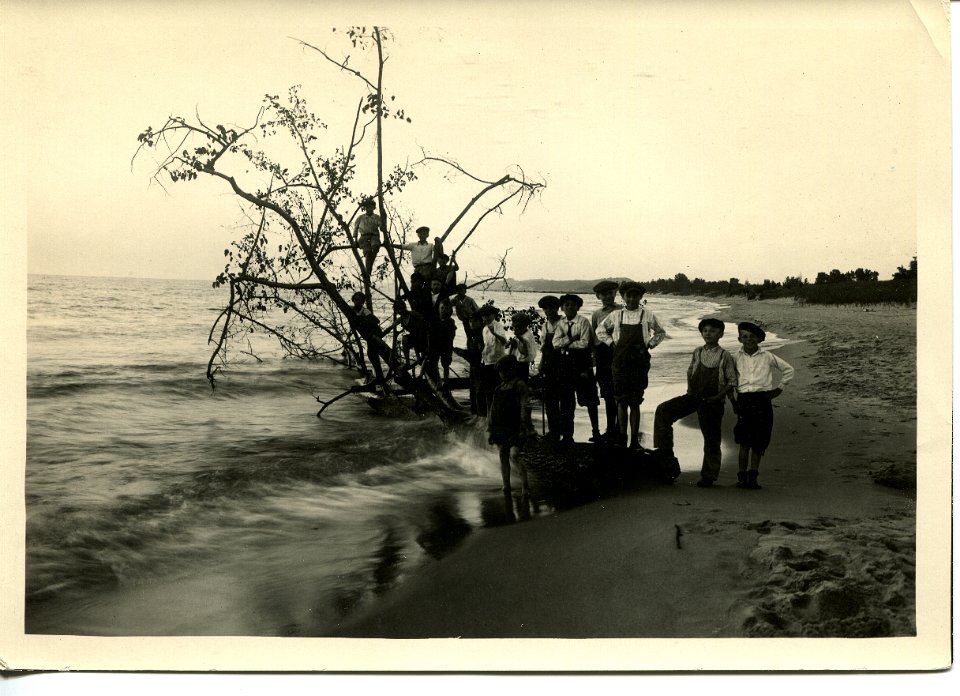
[653,318,737,487]
[487,355,533,495]
[731,321,795,489]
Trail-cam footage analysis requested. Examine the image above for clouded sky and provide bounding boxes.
[3,0,949,284]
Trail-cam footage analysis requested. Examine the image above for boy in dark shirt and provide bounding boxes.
[487,355,533,495]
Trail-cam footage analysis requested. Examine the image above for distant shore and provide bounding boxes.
[334,297,917,650]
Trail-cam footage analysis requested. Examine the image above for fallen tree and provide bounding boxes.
[134,27,543,423]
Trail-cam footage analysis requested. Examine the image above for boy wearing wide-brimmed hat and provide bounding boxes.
[552,293,601,445]
[536,295,563,439]
[731,321,794,489]
[653,318,737,487]
[591,279,622,442]
[595,281,667,449]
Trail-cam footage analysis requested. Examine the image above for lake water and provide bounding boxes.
[23,274,779,636]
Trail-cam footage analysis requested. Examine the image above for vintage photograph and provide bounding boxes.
[1,0,951,673]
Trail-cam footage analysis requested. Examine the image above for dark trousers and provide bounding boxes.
[479,364,501,418]
[541,375,561,436]
[653,394,724,481]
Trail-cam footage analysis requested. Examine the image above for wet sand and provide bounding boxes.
[334,298,917,642]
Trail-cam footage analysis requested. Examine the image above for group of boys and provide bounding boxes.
[352,200,794,491]
[473,280,795,492]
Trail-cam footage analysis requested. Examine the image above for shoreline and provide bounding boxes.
[332,298,917,640]
[333,298,917,639]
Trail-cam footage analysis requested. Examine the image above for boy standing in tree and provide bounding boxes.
[591,279,622,442]
[353,198,382,277]
[653,318,737,487]
[393,226,439,278]
[731,321,794,489]
[552,294,601,445]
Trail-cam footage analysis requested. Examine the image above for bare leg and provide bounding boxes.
[629,404,641,448]
[499,445,512,491]
[512,446,529,496]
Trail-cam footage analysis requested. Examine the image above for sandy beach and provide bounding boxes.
[334,297,917,640]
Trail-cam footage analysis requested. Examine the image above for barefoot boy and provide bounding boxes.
[731,321,795,489]
[653,318,737,487]
[552,293,601,445]
[487,355,534,495]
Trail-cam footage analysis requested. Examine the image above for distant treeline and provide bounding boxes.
[641,257,917,305]
[497,257,917,306]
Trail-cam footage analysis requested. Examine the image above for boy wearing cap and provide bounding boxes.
[393,226,439,277]
[536,296,563,439]
[591,280,622,442]
[653,318,737,487]
[596,282,667,449]
[552,294,602,445]
[354,198,383,277]
[732,321,795,489]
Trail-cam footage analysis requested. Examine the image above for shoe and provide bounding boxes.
[736,471,749,488]
[589,430,603,443]
[695,478,714,488]
[560,435,575,447]
[746,470,762,489]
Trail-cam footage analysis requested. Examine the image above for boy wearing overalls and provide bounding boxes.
[596,282,666,449]
[653,318,737,487]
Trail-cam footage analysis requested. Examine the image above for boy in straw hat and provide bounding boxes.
[552,293,601,445]
[595,281,666,449]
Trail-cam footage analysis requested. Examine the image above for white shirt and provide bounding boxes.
[509,331,539,365]
[482,321,508,365]
[401,240,434,266]
[595,307,666,348]
[733,346,795,393]
[551,314,594,351]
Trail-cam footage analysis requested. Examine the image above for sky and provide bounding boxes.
[2,0,949,285]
